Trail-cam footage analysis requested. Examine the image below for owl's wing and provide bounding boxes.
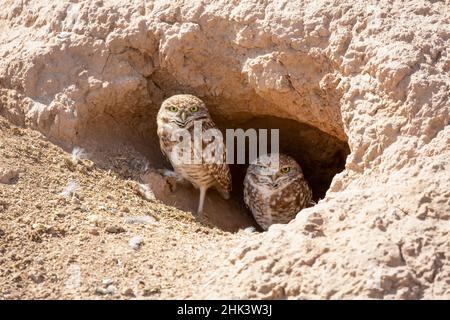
[201,119,232,197]
[243,178,251,208]
[158,126,178,164]
[207,162,232,197]
[159,136,170,162]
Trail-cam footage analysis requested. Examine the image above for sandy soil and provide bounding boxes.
[0,116,254,299]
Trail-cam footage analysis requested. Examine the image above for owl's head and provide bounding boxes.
[246,153,304,189]
[158,94,210,128]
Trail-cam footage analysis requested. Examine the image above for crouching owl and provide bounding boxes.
[243,153,312,230]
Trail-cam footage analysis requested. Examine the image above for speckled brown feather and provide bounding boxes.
[202,118,231,196]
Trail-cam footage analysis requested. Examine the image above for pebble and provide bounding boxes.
[12,274,22,282]
[29,273,45,284]
[55,211,66,218]
[88,214,105,227]
[122,288,135,297]
[141,287,161,297]
[0,168,19,184]
[89,228,99,236]
[57,31,71,39]
[0,200,8,212]
[95,285,117,295]
[124,216,156,225]
[105,226,125,234]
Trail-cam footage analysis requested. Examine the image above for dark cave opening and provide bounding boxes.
[216,115,350,205]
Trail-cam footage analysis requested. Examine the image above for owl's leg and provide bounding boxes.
[197,186,207,215]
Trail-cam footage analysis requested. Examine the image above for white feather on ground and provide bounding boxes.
[243,226,256,233]
[71,147,88,164]
[59,181,79,198]
[128,235,143,250]
[137,183,156,201]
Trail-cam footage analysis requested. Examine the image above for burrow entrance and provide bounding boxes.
[76,93,350,232]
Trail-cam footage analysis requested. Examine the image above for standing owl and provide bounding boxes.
[156,94,231,214]
[243,153,312,230]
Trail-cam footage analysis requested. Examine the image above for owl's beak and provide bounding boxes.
[270,175,279,188]
[180,111,187,122]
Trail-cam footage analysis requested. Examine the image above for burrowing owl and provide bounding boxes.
[243,153,312,230]
[156,94,231,214]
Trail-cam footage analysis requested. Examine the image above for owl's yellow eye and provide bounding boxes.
[190,106,199,112]
[280,166,290,174]
[168,106,178,112]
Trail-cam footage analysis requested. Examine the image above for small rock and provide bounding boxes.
[124,216,156,225]
[11,127,22,135]
[12,274,22,282]
[128,236,143,250]
[95,285,117,295]
[105,285,117,294]
[105,226,125,234]
[102,278,114,286]
[142,287,161,297]
[89,228,99,236]
[0,168,19,184]
[29,273,45,284]
[122,288,135,297]
[57,31,71,39]
[88,214,105,227]
[0,201,8,213]
[55,211,66,218]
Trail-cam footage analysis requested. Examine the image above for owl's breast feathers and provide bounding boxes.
[270,178,311,211]
[157,119,231,194]
[244,176,312,228]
